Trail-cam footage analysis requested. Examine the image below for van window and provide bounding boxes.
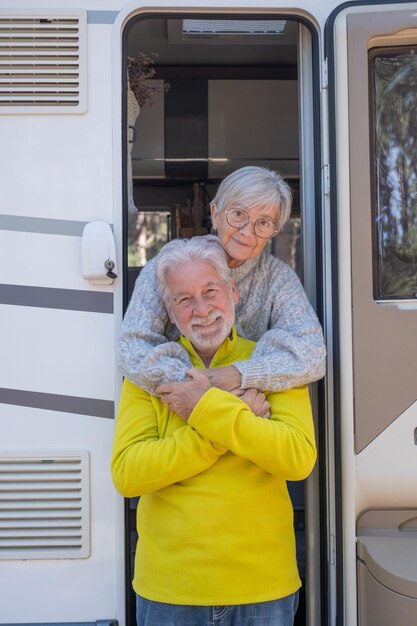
[370,47,417,300]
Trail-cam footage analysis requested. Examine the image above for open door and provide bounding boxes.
[327,4,417,625]
[122,10,325,626]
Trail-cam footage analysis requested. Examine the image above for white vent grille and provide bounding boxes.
[0,10,87,112]
[0,451,90,559]
[182,19,287,37]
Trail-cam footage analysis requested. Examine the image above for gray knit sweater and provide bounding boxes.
[118,252,326,394]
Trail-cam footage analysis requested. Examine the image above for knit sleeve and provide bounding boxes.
[188,385,317,481]
[234,261,326,391]
[111,380,227,497]
[117,259,192,394]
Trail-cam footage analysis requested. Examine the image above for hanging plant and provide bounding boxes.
[127,52,169,107]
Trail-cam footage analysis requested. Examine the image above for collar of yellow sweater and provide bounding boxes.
[178,326,254,369]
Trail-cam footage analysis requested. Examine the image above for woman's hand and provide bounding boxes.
[155,369,211,421]
[156,366,269,420]
[203,365,242,392]
[202,366,270,416]
[230,387,270,418]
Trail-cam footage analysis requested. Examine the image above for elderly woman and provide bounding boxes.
[118,166,326,397]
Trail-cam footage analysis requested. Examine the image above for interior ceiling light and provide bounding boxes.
[182,19,287,38]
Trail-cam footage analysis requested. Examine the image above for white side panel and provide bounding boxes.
[1,25,114,223]
[0,404,123,622]
[0,305,114,400]
[356,400,417,513]
[0,231,91,290]
[0,10,125,626]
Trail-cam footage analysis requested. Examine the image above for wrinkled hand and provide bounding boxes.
[156,369,211,421]
[230,387,270,418]
[203,365,242,392]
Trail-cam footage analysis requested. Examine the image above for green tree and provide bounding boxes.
[373,51,417,298]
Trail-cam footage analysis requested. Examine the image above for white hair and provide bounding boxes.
[155,235,231,303]
[211,166,292,233]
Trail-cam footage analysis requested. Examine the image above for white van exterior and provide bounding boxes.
[1,2,416,626]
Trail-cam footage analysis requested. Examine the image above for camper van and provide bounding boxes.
[1,1,417,625]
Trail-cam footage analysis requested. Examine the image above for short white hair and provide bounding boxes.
[155,235,231,303]
[211,166,292,233]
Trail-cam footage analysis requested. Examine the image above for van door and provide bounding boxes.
[326,4,417,625]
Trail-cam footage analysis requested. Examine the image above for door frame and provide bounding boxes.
[118,7,327,626]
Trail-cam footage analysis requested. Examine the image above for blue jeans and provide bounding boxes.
[136,592,299,626]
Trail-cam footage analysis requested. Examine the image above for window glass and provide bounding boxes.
[371,47,417,300]
[128,209,175,268]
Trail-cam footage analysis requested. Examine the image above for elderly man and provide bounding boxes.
[111,235,317,626]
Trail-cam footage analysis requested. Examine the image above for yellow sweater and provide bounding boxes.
[111,329,317,605]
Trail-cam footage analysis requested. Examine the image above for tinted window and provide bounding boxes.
[370,47,417,300]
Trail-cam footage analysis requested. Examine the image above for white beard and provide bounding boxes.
[186,309,234,353]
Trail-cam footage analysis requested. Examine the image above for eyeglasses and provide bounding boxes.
[224,208,278,239]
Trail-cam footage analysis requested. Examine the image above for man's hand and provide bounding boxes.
[156,369,211,421]
[230,387,270,418]
[203,365,242,392]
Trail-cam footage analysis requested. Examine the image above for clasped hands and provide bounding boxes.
[155,365,270,421]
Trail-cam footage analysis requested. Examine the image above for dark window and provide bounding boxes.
[370,47,417,300]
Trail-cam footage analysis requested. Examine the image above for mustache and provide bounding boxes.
[190,311,224,327]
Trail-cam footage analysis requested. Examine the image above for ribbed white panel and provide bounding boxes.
[0,10,86,112]
[0,450,90,559]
